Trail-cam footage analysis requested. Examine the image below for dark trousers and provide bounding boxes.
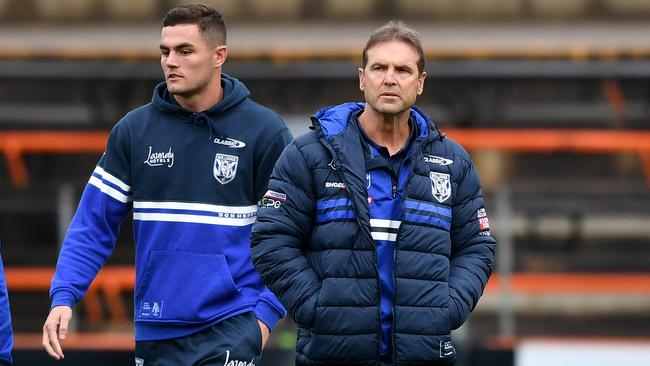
[135,312,262,366]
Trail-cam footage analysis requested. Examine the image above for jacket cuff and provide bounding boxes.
[254,299,284,331]
[50,290,76,309]
[448,288,467,330]
[293,289,319,328]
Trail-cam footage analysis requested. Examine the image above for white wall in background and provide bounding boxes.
[516,340,650,366]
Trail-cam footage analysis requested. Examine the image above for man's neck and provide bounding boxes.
[173,77,223,113]
[358,108,411,156]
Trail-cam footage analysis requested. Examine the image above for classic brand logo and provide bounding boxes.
[424,154,453,166]
[213,153,239,184]
[430,172,451,203]
[144,146,174,168]
[213,137,246,148]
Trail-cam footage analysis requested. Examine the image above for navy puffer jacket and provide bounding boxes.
[252,103,495,365]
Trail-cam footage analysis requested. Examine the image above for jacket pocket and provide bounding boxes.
[135,250,239,323]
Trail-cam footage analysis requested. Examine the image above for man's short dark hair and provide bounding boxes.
[362,21,425,74]
[162,4,226,46]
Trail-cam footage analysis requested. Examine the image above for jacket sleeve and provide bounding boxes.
[251,123,293,329]
[253,124,293,200]
[0,251,13,365]
[49,121,133,308]
[251,142,320,328]
[448,158,496,330]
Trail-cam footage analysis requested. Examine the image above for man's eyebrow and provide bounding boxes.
[396,63,414,70]
[159,42,195,50]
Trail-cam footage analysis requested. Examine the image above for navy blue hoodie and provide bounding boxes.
[50,74,290,341]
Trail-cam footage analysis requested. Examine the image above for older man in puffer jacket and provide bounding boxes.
[252,20,495,366]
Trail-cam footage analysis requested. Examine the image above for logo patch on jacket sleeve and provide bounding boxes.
[440,340,455,358]
[260,189,286,209]
[213,153,239,184]
[430,172,451,203]
[477,208,491,234]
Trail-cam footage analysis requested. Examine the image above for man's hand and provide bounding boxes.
[257,320,270,349]
[42,306,72,360]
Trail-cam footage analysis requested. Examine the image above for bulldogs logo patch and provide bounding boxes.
[430,172,451,203]
[213,153,238,184]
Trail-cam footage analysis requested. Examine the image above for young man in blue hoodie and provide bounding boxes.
[42,4,290,365]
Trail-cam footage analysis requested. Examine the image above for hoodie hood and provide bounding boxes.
[312,102,440,143]
[152,73,250,121]
[151,73,250,139]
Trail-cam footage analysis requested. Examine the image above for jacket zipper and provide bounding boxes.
[392,140,423,365]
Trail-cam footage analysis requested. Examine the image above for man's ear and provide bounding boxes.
[214,45,227,68]
[417,71,426,95]
[358,67,365,92]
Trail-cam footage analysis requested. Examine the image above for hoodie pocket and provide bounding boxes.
[135,250,239,323]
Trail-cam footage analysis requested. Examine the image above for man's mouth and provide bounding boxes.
[380,92,399,98]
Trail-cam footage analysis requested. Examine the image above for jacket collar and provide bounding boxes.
[311,102,441,244]
[314,102,438,139]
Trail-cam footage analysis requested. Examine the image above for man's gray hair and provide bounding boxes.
[362,20,425,73]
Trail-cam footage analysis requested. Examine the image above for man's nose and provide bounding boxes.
[383,69,397,84]
[165,52,179,67]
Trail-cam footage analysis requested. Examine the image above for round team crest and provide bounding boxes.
[213,153,239,184]
[430,171,451,203]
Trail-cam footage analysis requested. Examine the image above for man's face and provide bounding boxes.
[359,40,426,116]
[160,24,223,98]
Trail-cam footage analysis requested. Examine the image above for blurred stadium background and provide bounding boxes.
[1,0,650,365]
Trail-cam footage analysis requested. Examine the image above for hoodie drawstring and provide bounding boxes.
[191,112,217,141]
